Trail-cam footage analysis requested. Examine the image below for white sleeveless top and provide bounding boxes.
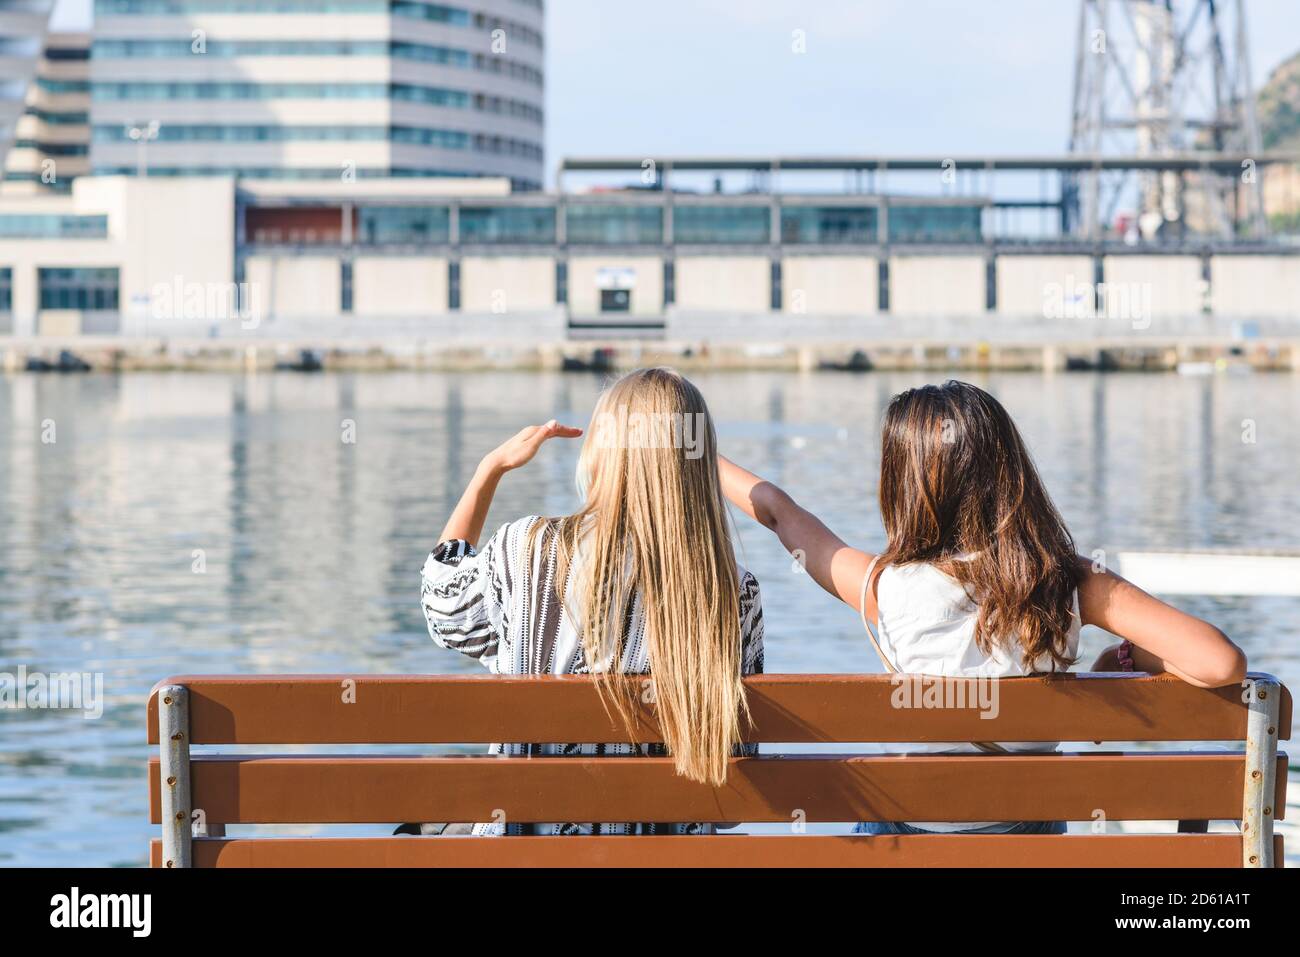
[862,561,1081,831]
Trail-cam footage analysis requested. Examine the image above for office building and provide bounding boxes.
[2,31,91,195]
[0,0,55,175]
[89,0,545,190]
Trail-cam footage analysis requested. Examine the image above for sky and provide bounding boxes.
[51,0,1300,166]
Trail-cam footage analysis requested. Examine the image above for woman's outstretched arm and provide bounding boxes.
[719,455,876,616]
[1078,560,1247,688]
[439,420,582,546]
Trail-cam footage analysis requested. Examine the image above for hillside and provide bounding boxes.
[1258,50,1300,150]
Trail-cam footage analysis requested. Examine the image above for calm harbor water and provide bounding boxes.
[1,369,1298,867]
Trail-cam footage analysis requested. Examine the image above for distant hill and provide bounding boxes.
[1258,50,1300,150]
[1257,51,1300,232]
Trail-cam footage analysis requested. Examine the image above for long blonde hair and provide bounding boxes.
[532,367,746,786]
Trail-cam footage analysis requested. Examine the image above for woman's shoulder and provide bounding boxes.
[485,514,550,546]
[467,516,552,573]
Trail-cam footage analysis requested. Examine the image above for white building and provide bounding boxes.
[0,153,1297,342]
[0,174,234,335]
[88,0,545,191]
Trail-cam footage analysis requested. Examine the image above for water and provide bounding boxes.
[1,369,1298,867]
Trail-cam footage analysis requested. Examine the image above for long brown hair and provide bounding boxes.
[531,368,746,786]
[876,380,1080,672]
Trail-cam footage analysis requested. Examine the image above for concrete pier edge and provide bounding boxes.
[3,335,1299,373]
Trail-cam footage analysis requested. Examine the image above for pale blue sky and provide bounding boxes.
[51,0,1300,166]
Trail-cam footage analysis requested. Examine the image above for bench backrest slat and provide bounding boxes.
[145,673,1294,745]
[147,751,1288,825]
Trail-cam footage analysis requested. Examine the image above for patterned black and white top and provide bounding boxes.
[420,515,765,836]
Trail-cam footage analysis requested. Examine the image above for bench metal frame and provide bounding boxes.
[157,684,191,869]
[1243,676,1282,867]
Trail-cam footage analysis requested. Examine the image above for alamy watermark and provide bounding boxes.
[1043,274,1152,329]
[890,673,1000,719]
[151,276,263,329]
[0,665,104,719]
[50,887,150,937]
[589,406,707,459]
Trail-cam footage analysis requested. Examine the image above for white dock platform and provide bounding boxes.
[1115,549,1300,597]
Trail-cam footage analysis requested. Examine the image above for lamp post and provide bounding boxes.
[126,121,161,178]
[124,121,160,334]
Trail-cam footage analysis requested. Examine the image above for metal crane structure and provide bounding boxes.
[1067,0,1268,242]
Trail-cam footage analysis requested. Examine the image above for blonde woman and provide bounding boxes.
[419,368,764,836]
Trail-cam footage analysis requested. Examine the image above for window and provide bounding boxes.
[94,82,391,101]
[390,42,472,67]
[93,165,475,180]
[392,84,472,108]
[44,46,89,61]
[93,39,393,57]
[93,124,391,143]
[38,268,120,310]
[36,78,91,94]
[24,108,89,124]
[0,269,12,312]
[13,141,89,157]
[357,206,450,245]
[392,2,471,25]
[566,204,663,245]
[887,205,982,243]
[96,0,390,10]
[459,206,555,244]
[0,215,107,239]
[781,206,877,244]
[340,261,353,312]
[673,205,769,244]
[391,127,470,149]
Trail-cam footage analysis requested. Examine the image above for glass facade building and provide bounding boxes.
[238,197,986,248]
[1,21,91,195]
[88,0,546,190]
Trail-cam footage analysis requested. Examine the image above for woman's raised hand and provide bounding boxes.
[484,420,583,473]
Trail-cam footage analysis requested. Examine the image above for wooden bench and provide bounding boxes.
[147,671,1292,868]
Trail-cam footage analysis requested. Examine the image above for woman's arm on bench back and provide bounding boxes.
[1078,560,1247,688]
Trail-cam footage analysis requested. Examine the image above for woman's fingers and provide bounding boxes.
[498,421,583,469]
[533,419,583,443]
[547,422,584,439]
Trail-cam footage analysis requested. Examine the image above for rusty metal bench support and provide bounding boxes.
[157,684,192,869]
[1243,676,1281,868]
